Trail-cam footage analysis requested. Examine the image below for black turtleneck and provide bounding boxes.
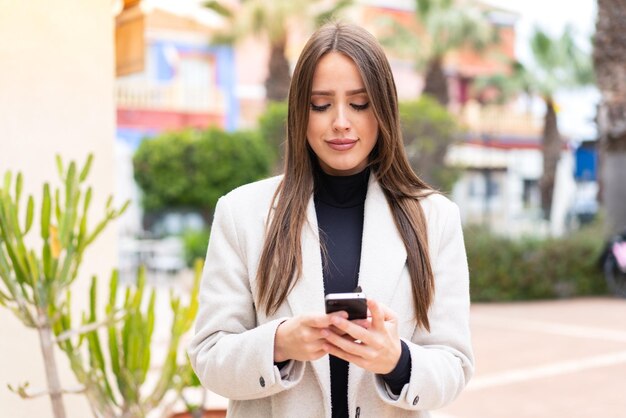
[314,167,369,294]
[313,167,411,418]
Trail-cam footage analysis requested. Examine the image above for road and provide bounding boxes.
[435,297,626,418]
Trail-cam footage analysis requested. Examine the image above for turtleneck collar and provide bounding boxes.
[314,165,370,208]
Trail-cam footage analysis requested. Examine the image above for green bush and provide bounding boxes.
[400,96,461,193]
[466,223,607,301]
[133,127,272,220]
[181,228,211,267]
[258,101,288,172]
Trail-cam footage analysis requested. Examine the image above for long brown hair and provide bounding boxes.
[256,22,436,331]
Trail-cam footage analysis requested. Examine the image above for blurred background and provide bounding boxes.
[1,0,625,417]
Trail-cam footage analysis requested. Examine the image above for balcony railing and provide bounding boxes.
[460,100,543,137]
[116,82,225,113]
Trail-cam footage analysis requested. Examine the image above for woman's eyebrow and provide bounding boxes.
[311,88,367,96]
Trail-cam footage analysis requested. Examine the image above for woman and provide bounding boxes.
[188,22,473,418]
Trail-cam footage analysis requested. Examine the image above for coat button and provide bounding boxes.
[259,376,265,387]
[412,395,420,405]
[355,406,360,417]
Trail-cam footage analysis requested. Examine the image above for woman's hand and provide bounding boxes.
[322,299,401,374]
[274,312,348,362]
[330,316,370,336]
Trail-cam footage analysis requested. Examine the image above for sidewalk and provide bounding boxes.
[4,296,624,417]
[434,297,626,418]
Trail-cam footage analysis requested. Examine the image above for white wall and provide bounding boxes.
[450,145,551,236]
[0,1,116,416]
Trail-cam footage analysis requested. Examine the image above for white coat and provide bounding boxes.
[188,174,474,418]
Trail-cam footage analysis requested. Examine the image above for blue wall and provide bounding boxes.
[145,41,239,131]
[117,41,239,148]
[574,145,597,181]
[150,40,238,131]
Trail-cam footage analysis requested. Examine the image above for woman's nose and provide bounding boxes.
[332,105,351,132]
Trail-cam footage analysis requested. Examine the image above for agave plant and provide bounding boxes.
[1,155,203,418]
[53,262,201,418]
[0,155,128,418]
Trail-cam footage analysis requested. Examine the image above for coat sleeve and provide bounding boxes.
[187,195,305,400]
[374,199,474,410]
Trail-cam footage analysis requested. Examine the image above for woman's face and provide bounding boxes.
[306,52,378,176]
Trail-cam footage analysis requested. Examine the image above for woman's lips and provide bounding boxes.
[326,138,357,151]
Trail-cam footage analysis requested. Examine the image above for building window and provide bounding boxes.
[522,179,539,208]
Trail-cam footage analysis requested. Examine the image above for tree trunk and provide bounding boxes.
[602,152,626,233]
[539,98,561,220]
[265,38,291,102]
[594,0,626,234]
[37,309,67,418]
[422,57,449,106]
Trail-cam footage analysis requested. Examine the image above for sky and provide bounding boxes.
[482,0,600,140]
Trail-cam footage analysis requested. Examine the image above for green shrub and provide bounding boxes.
[466,223,607,301]
[133,127,272,221]
[258,101,288,172]
[399,97,461,192]
[181,228,211,267]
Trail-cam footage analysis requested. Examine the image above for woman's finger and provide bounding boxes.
[305,312,347,329]
[323,343,362,365]
[329,315,371,344]
[351,318,371,329]
[324,329,373,358]
[376,301,398,322]
[367,299,386,330]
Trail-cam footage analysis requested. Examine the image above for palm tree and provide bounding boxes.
[593,0,626,234]
[388,0,497,105]
[529,26,593,220]
[205,0,352,102]
[475,25,593,219]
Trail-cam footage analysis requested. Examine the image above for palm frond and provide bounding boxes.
[474,59,536,104]
[527,24,593,93]
[415,0,432,18]
[530,26,559,70]
[420,1,497,57]
[376,16,428,63]
[561,24,594,84]
[203,0,233,18]
[249,4,267,36]
[315,0,353,27]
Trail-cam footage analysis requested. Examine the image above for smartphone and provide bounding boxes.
[324,291,367,320]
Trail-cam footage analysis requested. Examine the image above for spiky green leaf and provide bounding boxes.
[41,184,51,240]
[79,154,93,183]
[55,155,64,179]
[3,171,11,193]
[15,173,23,210]
[24,196,34,235]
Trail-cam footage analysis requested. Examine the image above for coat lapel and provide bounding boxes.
[285,195,326,320]
[285,196,331,416]
[358,176,408,307]
[348,175,408,405]
[283,177,408,414]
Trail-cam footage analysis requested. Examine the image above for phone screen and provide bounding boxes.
[325,293,367,320]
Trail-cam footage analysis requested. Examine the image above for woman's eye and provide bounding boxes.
[310,103,330,112]
[351,102,370,111]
